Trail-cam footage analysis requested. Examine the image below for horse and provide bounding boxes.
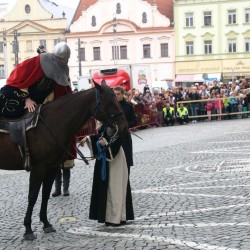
[0,81,128,240]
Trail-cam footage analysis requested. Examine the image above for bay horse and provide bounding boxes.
[0,81,128,240]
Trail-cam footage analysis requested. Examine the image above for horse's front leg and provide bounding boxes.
[23,170,43,240]
[40,166,58,233]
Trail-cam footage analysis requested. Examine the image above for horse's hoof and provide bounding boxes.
[23,233,37,240]
[44,225,56,233]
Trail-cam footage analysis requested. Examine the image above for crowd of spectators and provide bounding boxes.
[123,79,250,127]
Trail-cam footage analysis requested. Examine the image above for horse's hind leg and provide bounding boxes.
[40,167,58,233]
[23,170,43,240]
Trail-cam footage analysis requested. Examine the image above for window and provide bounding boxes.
[228,39,236,52]
[120,46,127,59]
[245,38,250,52]
[39,40,46,48]
[185,13,193,27]
[116,3,121,14]
[142,12,147,23]
[25,5,31,14]
[112,46,119,60]
[0,42,3,53]
[93,47,100,60]
[143,44,151,58]
[54,39,61,45]
[204,11,212,26]
[160,43,168,57]
[79,48,85,61]
[245,8,250,23]
[26,40,32,51]
[228,10,236,24]
[186,41,193,55]
[91,16,96,27]
[204,40,212,54]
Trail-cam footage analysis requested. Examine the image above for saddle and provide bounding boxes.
[0,105,42,171]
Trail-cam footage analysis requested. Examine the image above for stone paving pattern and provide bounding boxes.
[0,119,250,250]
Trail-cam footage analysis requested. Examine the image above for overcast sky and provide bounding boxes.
[52,0,80,9]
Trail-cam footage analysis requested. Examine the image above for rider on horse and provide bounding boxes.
[0,42,76,171]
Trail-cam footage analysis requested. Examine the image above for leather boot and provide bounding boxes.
[52,168,62,197]
[63,168,70,196]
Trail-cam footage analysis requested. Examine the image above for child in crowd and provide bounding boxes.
[206,99,213,121]
[214,93,224,120]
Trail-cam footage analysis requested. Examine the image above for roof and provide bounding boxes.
[73,0,173,23]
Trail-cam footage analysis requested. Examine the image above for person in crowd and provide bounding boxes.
[222,93,230,119]
[163,103,175,126]
[176,103,189,125]
[229,90,239,118]
[167,91,175,108]
[174,88,183,104]
[206,99,213,121]
[188,87,200,123]
[150,101,158,123]
[79,121,129,226]
[155,96,164,125]
[210,80,220,94]
[113,86,135,222]
[199,95,207,121]
[37,45,46,54]
[143,90,152,104]
[143,84,150,95]
[131,91,144,125]
[214,93,224,121]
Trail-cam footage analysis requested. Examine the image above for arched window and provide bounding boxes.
[25,5,31,14]
[142,12,147,23]
[91,16,96,27]
[116,3,121,14]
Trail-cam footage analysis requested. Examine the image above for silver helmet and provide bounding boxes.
[52,42,71,62]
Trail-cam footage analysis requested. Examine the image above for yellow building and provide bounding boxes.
[0,0,73,79]
[174,0,250,86]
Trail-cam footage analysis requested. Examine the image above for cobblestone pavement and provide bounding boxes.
[1,119,250,250]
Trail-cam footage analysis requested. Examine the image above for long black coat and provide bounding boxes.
[89,129,134,223]
[119,99,136,220]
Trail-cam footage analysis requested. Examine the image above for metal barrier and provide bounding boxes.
[177,97,250,120]
[76,117,96,141]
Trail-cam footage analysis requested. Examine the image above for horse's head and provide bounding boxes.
[93,80,128,135]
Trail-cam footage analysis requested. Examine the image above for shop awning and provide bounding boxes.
[175,73,221,82]
[175,74,195,82]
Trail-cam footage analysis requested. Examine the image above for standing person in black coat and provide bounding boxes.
[114,86,136,221]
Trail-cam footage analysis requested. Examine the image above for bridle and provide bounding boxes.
[93,89,124,128]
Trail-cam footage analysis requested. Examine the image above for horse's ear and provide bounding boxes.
[93,79,104,92]
[101,79,107,86]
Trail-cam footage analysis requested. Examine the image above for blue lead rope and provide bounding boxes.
[96,141,107,181]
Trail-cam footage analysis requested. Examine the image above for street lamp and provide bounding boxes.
[13,29,20,66]
[112,14,118,65]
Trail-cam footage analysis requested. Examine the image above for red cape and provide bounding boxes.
[6,55,44,88]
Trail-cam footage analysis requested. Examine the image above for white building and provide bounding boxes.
[66,0,175,91]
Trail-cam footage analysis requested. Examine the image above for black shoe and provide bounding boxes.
[120,221,126,225]
[105,222,122,227]
[52,191,61,197]
[63,190,70,196]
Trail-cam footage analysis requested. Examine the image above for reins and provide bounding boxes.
[39,87,123,165]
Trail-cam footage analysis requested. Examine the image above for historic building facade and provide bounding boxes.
[0,0,73,79]
[174,0,250,87]
[66,0,174,88]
